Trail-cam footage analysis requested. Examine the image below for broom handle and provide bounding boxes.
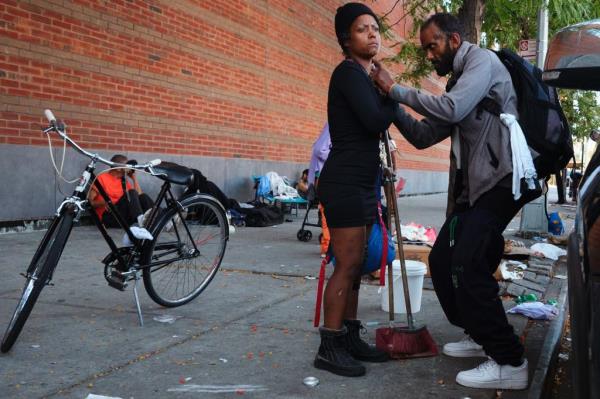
[382,130,415,329]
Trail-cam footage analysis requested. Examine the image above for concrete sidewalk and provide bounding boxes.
[0,193,570,398]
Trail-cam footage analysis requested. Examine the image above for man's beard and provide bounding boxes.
[433,45,455,76]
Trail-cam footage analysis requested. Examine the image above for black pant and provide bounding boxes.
[102,191,153,228]
[429,185,538,365]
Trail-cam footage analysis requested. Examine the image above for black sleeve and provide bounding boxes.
[332,63,396,135]
[392,105,452,149]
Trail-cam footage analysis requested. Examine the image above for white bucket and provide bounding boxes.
[380,259,427,314]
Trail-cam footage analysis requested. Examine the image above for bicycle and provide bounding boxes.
[0,110,229,353]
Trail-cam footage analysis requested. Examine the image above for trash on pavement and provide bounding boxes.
[530,243,567,260]
[495,260,526,281]
[507,302,559,320]
[515,293,538,304]
[396,223,437,243]
[303,376,320,387]
[152,314,182,324]
[547,212,565,235]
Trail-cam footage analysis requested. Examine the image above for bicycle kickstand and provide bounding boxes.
[132,270,144,327]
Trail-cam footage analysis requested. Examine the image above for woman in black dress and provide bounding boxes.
[314,3,400,377]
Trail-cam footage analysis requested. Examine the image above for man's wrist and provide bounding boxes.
[388,83,409,102]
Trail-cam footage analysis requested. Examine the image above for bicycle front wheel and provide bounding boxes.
[1,211,74,353]
[142,195,228,307]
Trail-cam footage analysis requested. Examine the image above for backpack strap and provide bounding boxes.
[477,97,503,119]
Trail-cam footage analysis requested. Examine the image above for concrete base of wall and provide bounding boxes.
[0,144,449,221]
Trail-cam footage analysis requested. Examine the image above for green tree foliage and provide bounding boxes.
[379,0,600,141]
[561,91,600,142]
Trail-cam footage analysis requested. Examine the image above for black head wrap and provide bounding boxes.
[334,3,379,51]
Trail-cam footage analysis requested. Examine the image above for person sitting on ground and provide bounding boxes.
[296,169,310,199]
[89,154,154,229]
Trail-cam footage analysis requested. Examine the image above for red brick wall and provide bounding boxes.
[0,0,448,171]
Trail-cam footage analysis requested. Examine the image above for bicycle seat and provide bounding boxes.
[151,162,194,185]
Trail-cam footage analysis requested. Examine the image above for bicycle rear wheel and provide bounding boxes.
[142,195,228,307]
[1,211,74,353]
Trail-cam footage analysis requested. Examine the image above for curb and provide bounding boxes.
[527,272,569,399]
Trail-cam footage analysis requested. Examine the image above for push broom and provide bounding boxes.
[375,130,438,359]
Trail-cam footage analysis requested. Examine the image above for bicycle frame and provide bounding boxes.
[41,119,201,277]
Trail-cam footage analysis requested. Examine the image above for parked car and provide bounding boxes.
[543,18,600,399]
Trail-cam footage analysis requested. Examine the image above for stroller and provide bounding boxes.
[296,184,322,242]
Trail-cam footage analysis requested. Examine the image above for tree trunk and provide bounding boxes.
[457,0,486,44]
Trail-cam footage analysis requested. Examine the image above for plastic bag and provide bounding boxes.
[507,302,559,320]
[331,222,395,275]
[363,222,396,274]
[530,243,567,260]
[547,212,564,235]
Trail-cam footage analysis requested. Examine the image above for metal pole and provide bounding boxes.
[536,0,549,67]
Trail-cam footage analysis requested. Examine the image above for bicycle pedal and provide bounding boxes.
[107,271,128,291]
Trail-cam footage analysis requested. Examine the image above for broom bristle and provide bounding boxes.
[376,326,439,358]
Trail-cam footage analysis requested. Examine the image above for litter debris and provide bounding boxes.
[515,293,538,304]
[558,353,569,361]
[530,243,567,260]
[31,344,40,349]
[548,234,568,246]
[219,358,228,363]
[167,384,267,393]
[153,315,182,324]
[546,298,558,306]
[496,260,526,281]
[179,377,192,384]
[303,376,320,387]
[554,274,567,280]
[503,240,534,257]
[547,212,564,235]
[395,223,437,243]
[507,302,559,320]
[304,275,316,280]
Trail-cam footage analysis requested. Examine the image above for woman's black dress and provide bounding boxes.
[318,60,397,228]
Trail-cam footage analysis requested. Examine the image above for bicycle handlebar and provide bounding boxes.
[43,109,161,170]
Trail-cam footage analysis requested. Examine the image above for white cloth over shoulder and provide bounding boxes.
[499,113,537,200]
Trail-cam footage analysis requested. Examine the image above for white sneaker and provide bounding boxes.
[443,336,486,358]
[456,357,528,390]
[139,208,153,227]
[164,214,182,233]
[122,226,154,246]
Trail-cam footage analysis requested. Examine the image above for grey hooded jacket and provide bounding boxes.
[390,41,517,214]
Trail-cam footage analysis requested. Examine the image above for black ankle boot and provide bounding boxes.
[314,326,366,377]
[343,319,389,362]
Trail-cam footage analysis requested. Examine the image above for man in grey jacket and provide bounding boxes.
[373,13,539,390]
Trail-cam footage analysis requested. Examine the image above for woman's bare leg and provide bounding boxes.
[343,225,372,320]
[323,226,366,329]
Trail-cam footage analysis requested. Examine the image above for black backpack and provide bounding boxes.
[478,48,573,179]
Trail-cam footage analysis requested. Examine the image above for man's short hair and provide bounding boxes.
[421,13,464,39]
[110,154,127,164]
